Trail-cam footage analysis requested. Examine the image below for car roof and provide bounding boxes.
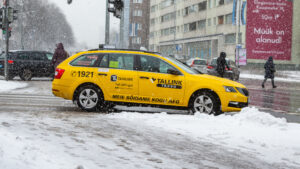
[87,48,161,55]
[9,50,52,53]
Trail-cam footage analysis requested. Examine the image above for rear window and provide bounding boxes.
[70,54,102,67]
[194,60,206,65]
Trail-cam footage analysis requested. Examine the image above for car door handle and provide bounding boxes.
[98,73,107,76]
[140,76,149,79]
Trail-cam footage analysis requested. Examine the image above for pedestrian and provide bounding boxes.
[216,52,230,77]
[262,56,277,88]
[52,43,69,69]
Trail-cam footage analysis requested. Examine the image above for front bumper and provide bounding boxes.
[228,101,248,108]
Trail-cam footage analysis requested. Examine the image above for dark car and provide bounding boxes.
[206,57,240,81]
[0,51,54,80]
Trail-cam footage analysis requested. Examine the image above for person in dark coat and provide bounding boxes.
[262,56,277,88]
[216,52,230,77]
[52,43,69,68]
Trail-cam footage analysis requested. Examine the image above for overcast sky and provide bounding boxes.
[47,0,119,48]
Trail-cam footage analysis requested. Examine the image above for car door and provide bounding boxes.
[95,53,139,102]
[30,52,46,75]
[137,55,185,106]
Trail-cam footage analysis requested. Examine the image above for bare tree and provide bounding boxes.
[8,0,75,51]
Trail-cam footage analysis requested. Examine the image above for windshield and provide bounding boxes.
[194,60,206,65]
[165,57,199,74]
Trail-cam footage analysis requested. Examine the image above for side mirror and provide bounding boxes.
[167,68,180,75]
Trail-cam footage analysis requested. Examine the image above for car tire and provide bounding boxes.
[20,68,33,81]
[189,91,222,115]
[76,84,104,112]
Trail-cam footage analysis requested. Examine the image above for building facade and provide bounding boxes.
[120,0,150,50]
[149,0,300,69]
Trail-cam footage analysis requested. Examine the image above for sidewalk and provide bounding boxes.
[240,68,300,83]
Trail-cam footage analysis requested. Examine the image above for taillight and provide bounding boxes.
[8,60,14,64]
[207,65,213,69]
[54,68,65,79]
[225,67,232,71]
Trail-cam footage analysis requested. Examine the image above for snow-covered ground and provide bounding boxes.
[1,80,300,168]
[0,80,27,92]
[240,70,300,83]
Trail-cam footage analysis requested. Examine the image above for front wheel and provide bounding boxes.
[189,91,222,115]
[76,85,103,112]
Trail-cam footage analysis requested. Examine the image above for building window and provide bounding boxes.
[218,15,224,25]
[133,0,143,3]
[198,20,206,29]
[184,24,189,32]
[150,5,157,13]
[208,0,213,8]
[225,33,235,44]
[132,37,141,44]
[133,10,142,16]
[150,18,155,26]
[198,1,207,11]
[207,18,211,26]
[184,7,188,16]
[189,22,197,31]
[225,13,232,24]
[225,0,233,4]
[218,0,224,6]
[160,0,174,9]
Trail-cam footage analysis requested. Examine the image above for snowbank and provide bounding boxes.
[0,80,27,92]
[108,107,300,166]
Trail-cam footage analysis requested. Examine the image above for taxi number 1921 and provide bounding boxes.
[74,71,94,78]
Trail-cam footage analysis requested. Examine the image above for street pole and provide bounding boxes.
[4,0,9,81]
[105,0,110,45]
[237,0,241,68]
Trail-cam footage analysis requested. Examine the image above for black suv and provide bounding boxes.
[0,51,54,80]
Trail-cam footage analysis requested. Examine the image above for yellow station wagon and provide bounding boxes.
[52,49,248,115]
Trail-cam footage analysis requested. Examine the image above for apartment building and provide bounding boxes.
[119,0,150,50]
[149,0,300,69]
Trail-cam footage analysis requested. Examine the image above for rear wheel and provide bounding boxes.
[189,91,222,115]
[76,85,103,112]
[20,68,33,81]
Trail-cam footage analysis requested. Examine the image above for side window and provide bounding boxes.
[70,54,101,67]
[17,53,30,60]
[46,53,53,61]
[99,55,109,68]
[108,54,134,70]
[31,52,46,60]
[140,55,176,74]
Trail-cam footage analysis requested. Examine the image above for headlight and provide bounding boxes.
[223,86,237,93]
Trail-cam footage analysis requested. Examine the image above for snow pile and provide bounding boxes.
[0,80,27,92]
[109,107,300,165]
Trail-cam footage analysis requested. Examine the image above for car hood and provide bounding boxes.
[192,74,246,88]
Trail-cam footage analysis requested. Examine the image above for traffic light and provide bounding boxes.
[108,0,123,19]
[8,7,18,23]
[0,8,4,29]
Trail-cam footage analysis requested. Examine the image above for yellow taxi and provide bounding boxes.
[52,49,248,115]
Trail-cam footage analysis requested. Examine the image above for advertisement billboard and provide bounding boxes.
[246,0,293,60]
[236,48,247,66]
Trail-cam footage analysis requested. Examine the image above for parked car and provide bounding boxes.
[52,49,248,115]
[186,58,207,73]
[0,50,54,80]
[206,57,240,81]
